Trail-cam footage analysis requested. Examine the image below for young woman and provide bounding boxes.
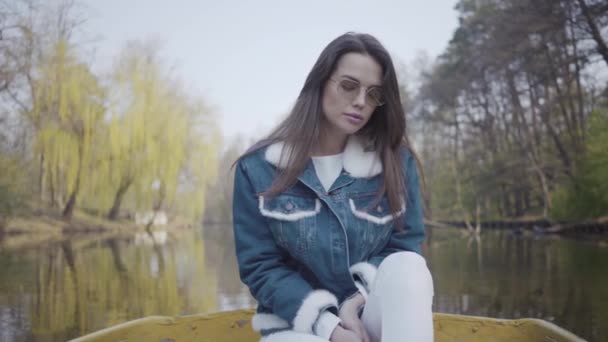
[232,32,434,342]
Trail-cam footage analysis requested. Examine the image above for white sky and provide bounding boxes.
[81,0,459,142]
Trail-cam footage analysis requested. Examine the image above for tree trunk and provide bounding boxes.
[107,179,133,220]
[49,168,57,208]
[475,200,481,235]
[532,162,552,218]
[514,188,524,217]
[577,0,608,67]
[39,153,45,202]
[62,145,83,220]
[62,187,78,220]
[503,190,513,218]
[0,218,5,241]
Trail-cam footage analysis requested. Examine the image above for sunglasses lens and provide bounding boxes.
[338,80,359,97]
[367,88,385,106]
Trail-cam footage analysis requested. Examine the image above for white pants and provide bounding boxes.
[262,252,434,342]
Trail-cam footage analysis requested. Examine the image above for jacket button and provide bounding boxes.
[377,205,383,213]
[285,202,294,211]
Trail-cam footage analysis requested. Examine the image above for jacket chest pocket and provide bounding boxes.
[348,194,405,248]
[258,194,321,262]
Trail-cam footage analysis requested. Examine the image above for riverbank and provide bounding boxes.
[426,216,608,235]
[0,209,198,250]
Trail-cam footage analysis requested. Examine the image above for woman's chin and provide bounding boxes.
[331,127,357,137]
[323,118,364,137]
[336,119,365,134]
[342,124,364,135]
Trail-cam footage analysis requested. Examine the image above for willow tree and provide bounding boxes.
[31,39,104,220]
[101,42,167,220]
[171,98,220,221]
[101,41,219,221]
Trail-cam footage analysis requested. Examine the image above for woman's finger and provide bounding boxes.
[361,325,371,342]
[354,320,370,342]
[340,321,354,331]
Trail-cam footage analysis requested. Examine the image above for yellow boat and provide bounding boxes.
[70,309,584,342]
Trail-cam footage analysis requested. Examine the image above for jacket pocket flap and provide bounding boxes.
[259,195,321,221]
[349,195,404,225]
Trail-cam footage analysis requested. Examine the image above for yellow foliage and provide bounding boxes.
[90,40,220,220]
[19,38,220,221]
[30,39,104,215]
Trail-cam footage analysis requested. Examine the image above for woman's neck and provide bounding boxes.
[312,126,348,156]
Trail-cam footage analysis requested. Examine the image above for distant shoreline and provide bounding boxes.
[0,211,198,250]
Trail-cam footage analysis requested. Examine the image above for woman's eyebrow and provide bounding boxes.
[341,75,382,88]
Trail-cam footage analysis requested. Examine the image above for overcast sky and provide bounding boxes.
[81,0,459,141]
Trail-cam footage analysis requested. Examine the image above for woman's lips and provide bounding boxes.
[343,112,363,124]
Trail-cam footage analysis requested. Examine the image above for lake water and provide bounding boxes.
[0,226,605,341]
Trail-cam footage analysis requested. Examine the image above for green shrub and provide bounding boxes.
[551,109,608,220]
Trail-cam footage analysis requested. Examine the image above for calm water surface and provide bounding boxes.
[0,226,606,341]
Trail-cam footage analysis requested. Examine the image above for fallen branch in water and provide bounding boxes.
[535,216,608,234]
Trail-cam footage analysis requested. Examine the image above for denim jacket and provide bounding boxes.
[232,135,425,336]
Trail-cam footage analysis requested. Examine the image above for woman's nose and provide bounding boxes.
[353,88,367,108]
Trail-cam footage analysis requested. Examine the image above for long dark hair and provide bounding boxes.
[236,32,423,228]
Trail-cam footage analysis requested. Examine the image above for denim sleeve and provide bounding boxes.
[368,150,425,269]
[233,160,338,334]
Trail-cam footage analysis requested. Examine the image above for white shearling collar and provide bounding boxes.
[264,135,382,178]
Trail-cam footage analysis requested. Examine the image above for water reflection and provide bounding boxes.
[0,226,254,342]
[0,227,605,341]
[427,229,608,341]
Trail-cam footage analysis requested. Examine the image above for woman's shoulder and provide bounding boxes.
[235,149,265,171]
[235,140,277,172]
[398,145,415,165]
[233,142,285,193]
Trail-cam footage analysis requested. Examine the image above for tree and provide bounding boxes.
[30,39,104,219]
[99,40,220,222]
[415,0,608,221]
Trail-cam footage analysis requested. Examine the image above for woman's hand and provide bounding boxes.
[338,293,370,342]
[329,325,363,342]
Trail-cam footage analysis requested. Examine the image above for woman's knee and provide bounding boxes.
[380,251,425,269]
[374,252,433,296]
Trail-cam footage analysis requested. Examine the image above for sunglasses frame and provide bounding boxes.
[328,77,386,107]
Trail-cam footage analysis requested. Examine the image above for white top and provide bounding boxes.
[311,152,344,338]
[311,152,344,192]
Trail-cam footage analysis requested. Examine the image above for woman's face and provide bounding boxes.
[321,52,383,137]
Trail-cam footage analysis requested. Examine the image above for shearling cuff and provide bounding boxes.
[293,289,339,334]
[349,262,378,299]
[251,313,290,332]
[313,311,341,339]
